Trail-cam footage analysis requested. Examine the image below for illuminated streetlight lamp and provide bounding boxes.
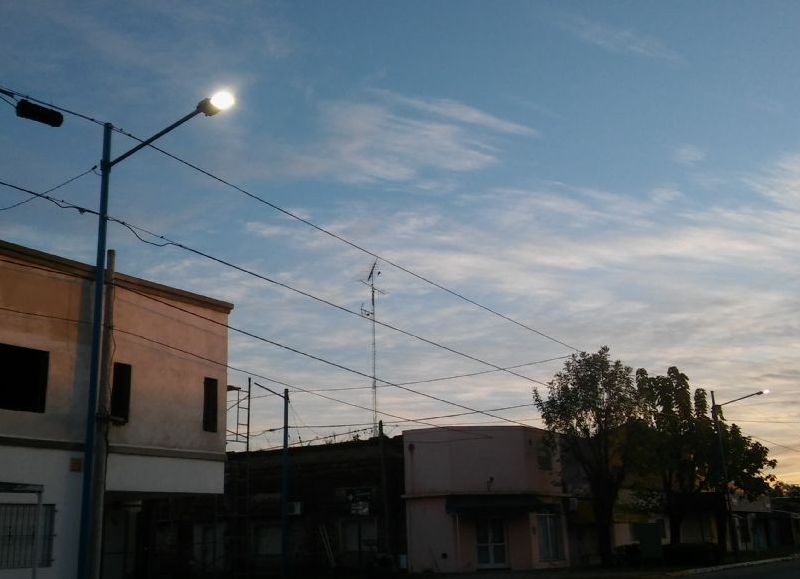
[710,388,768,555]
[78,93,234,579]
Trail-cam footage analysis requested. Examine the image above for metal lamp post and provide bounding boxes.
[76,91,235,579]
[710,388,768,556]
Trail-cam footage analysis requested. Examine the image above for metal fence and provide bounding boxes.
[0,503,55,569]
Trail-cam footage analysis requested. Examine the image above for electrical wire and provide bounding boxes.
[115,282,541,428]
[0,84,580,353]
[264,402,537,429]
[300,355,569,392]
[0,166,96,211]
[122,131,582,352]
[0,176,555,389]
[750,436,800,454]
[109,221,551,388]
[0,84,106,127]
[0,301,494,438]
[0,248,544,434]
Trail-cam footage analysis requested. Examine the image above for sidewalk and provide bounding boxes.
[426,552,799,579]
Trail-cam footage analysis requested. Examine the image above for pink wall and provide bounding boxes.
[404,426,569,573]
[405,426,562,496]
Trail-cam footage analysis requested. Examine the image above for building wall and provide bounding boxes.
[404,426,569,574]
[406,497,458,573]
[106,283,229,456]
[0,447,83,579]
[0,241,233,577]
[404,426,562,496]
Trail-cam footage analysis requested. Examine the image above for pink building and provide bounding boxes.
[0,240,232,578]
[403,425,570,573]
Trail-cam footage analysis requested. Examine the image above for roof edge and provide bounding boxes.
[0,239,233,314]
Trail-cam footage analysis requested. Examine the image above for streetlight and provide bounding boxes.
[77,91,234,579]
[710,388,768,556]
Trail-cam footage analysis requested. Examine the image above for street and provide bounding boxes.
[686,557,800,579]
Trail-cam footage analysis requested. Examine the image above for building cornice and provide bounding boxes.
[0,239,233,314]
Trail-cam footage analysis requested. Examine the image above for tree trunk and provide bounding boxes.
[592,495,615,567]
[667,493,684,545]
[713,497,728,557]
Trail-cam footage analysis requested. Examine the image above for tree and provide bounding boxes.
[636,367,716,545]
[533,346,641,566]
[637,367,777,550]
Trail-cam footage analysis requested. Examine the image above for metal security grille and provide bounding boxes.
[0,503,55,569]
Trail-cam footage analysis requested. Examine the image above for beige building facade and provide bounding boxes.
[0,240,232,578]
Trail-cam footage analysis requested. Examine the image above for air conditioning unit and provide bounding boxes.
[288,501,303,516]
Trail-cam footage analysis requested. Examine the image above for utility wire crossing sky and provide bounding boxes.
[0,1,798,483]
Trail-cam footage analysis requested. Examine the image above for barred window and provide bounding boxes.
[0,503,55,569]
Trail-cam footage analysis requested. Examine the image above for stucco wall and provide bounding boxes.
[406,497,458,573]
[0,257,92,443]
[404,426,562,495]
[106,285,228,454]
[0,446,84,579]
[0,244,231,456]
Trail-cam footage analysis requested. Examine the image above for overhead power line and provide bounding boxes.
[0,302,492,440]
[1,83,580,353]
[0,176,552,389]
[302,355,569,392]
[115,282,540,428]
[0,166,97,211]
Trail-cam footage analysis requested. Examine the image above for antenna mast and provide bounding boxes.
[361,259,384,437]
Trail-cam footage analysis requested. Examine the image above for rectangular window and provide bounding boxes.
[476,518,507,569]
[340,518,377,553]
[0,503,55,569]
[110,362,132,423]
[203,377,218,432]
[253,525,281,556]
[537,513,564,561]
[0,342,49,413]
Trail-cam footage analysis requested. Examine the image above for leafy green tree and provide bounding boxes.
[637,367,777,549]
[636,367,716,544]
[533,346,641,566]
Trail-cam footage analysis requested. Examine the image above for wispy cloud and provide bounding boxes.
[373,90,539,137]
[563,15,684,64]
[673,144,707,166]
[283,94,533,186]
[747,153,800,210]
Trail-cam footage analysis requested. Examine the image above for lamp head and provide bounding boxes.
[759,389,769,395]
[197,91,235,116]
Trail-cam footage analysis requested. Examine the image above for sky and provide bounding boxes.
[1,1,798,483]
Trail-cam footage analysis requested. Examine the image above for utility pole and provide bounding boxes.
[710,390,734,555]
[90,250,116,579]
[378,421,394,568]
[710,388,766,556]
[361,260,384,438]
[253,382,290,578]
[281,388,290,579]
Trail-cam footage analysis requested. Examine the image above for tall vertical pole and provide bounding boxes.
[370,278,377,437]
[78,122,112,579]
[281,389,290,578]
[378,420,393,567]
[89,250,116,579]
[711,391,735,554]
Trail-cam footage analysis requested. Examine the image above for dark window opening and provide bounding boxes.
[203,377,218,432]
[0,342,49,413]
[110,362,132,423]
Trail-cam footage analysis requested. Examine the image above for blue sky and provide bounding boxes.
[1,1,798,483]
